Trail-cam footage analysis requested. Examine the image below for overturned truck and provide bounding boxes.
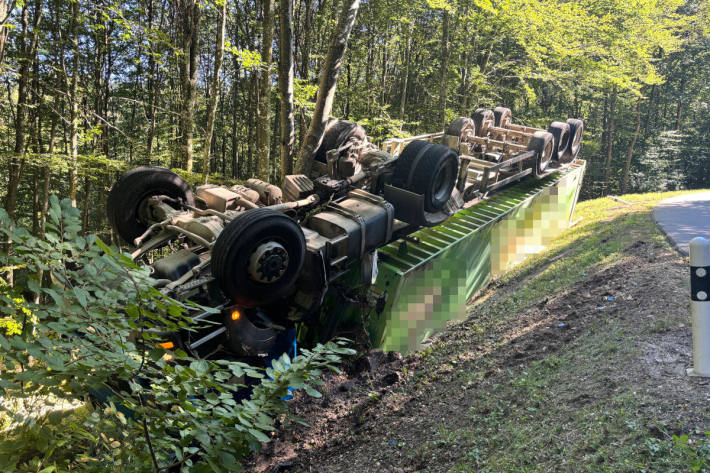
[107,108,584,361]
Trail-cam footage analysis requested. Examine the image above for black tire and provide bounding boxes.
[313,118,367,163]
[446,117,476,138]
[391,140,459,212]
[527,131,554,176]
[563,118,584,162]
[493,107,512,127]
[107,166,194,245]
[211,208,306,307]
[547,121,571,161]
[472,108,495,137]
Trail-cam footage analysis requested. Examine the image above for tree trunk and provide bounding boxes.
[7,0,41,221]
[82,177,91,230]
[92,5,106,155]
[621,97,642,194]
[34,120,53,305]
[380,26,389,105]
[42,117,55,234]
[0,0,12,71]
[278,0,295,181]
[256,0,275,181]
[201,0,227,184]
[231,56,240,178]
[178,0,201,172]
[103,22,113,158]
[439,10,449,127]
[365,33,374,115]
[603,87,617,195]
[297,0,360,175]
[643,83,655,138]
[300,0,312,78]
[247,72,257,175]
[31,168,39,234]
[220,93,226,175]
[461,49,471,114]
[68,0,80,206]
[675,75,685,131]
[6,3,28,228]
[146,0,157,159]
[399,22,411,119]
[30,57,42,236]
[14,4,29,156]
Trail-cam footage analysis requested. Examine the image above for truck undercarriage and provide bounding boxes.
[106,108,584,363]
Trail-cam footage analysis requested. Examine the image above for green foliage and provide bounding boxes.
[294,79,319,113]
[0,196,355,472]
[673,433,710,472]
[224,42,263,69]
[1,0,709,233]
[358,115,410,144]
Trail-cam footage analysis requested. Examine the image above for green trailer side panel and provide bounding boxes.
[492,161,584,276]
[298,161,586,354]
[367,225,491,350]
[373,161,586,353]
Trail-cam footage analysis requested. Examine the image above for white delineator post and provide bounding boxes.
[688,237,710,377]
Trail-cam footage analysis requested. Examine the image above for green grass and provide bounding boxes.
[417,190,710,473]
[471,190,696,318]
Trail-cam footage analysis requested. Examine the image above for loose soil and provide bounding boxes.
[245,194,708,473]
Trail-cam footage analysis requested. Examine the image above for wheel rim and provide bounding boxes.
[460,123,475,141]
[248,240,290,283]
[481,116,494,135]
[499,111,512,128]
[135,188,178,227]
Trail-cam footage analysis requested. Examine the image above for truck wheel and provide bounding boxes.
[563,118,584,162]
[548,121,571,161]
[212,208,305,307]
[472,109,495,137]
[392,140,459,212]
[493,107,512,127]
[446,117,476,138]
[446,117,476,147]
[313,118,367,163]
[107,167,194,245]
[527,131,554,176]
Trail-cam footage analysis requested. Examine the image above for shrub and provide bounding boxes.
[0,196,354,472]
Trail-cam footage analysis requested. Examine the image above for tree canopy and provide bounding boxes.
[0,0,708,234]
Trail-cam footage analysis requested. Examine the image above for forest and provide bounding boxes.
[1,1,710,471]
[0,0,708,234]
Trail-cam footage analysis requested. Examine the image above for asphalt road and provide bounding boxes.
[654,192,710,255]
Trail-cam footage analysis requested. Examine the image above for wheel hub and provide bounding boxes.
[248,241,289,283]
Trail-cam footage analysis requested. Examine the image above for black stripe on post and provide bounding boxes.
[691,266,710,301]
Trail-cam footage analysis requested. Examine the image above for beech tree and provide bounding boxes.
[297,0,360,175]
[177,0,201,172]
[202,0,227,184]
[278,0,296,181]
[256,0,275,181]
[0,0,706,235]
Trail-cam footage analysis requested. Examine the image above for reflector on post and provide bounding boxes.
[688,237,710,377]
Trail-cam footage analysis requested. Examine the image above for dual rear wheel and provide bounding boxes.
[392,140,459,213]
